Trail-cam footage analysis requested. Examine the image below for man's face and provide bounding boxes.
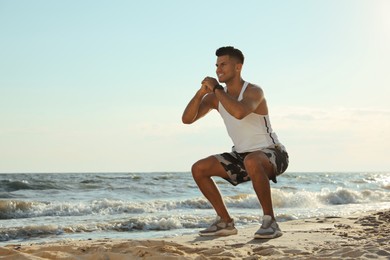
[215,55,241,83]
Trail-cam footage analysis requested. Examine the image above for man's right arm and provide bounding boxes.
[182,87,216,124]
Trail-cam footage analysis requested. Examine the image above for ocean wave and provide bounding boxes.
[2,201,390,242]
[79,179,103,184]
[95,174,143,182]
[0,215,196,241]
[0,179,64,192]
[0,192,22,199]
[0,213,263,241]
[0,187,388,220]
[272,187,390,208]
[318,187,389,205]
[0,200,47,219]
[0,224,63,241]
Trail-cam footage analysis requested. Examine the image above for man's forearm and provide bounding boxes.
[214,89,247,119]
[182,91,204,124]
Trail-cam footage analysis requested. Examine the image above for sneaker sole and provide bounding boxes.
[199,229,238,237]
[254,231,282,239]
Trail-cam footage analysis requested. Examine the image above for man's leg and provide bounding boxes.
[192,156,232,222]
[243,151,276,218]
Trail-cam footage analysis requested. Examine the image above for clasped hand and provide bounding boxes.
[201,77,219,93]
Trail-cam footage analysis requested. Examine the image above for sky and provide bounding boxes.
[0,0,389,173]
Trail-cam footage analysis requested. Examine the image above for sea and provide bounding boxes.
[0,171,389,246]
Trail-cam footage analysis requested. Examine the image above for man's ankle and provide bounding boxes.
[263,213,275,220]
[221,217,233,223]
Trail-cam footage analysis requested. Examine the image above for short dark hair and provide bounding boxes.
[215,46,244,64]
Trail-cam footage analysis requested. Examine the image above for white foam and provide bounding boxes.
[2,186,389,221]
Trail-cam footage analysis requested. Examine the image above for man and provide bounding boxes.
[182,46,289,239]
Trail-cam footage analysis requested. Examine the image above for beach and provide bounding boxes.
[1,209,389,259]
[1,172,389,259]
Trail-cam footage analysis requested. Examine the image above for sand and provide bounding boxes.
[1,209,389,260]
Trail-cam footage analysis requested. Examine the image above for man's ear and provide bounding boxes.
[236,63,243,72]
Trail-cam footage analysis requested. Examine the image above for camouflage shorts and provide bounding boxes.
[214,145,289,186]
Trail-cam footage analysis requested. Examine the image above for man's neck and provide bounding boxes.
[226,78,245,96]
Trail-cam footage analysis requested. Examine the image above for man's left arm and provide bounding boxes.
[215,85,263,119]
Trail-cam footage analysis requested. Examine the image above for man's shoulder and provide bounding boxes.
[246,83,264,95]
[247,82,262,90]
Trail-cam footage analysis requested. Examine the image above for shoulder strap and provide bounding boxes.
[238,82,249,101]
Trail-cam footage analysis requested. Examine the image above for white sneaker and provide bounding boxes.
[254,215,282,239]
[199,216,238,236]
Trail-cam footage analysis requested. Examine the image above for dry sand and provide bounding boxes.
[1,209,389,259]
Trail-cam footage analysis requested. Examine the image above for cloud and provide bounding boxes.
[270,106,390,171]
[272,106,390,131]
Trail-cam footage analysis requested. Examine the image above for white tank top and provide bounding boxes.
[218,82,281,153]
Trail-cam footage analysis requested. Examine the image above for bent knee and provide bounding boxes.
[244,153,274,178]
[191,159,208,179]
[191,156,223,179]
[191,160,202,174]
[243,154,261,170]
